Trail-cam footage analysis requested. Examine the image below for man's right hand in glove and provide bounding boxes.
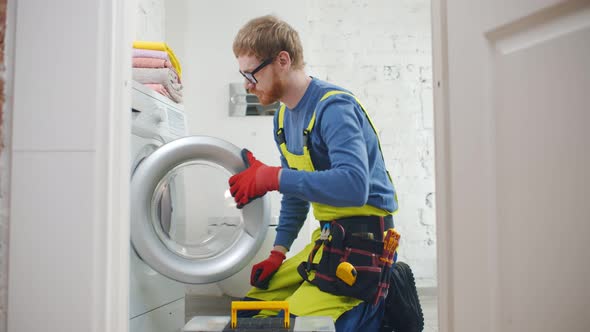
[250,249,286,289]
[229,149,282,209]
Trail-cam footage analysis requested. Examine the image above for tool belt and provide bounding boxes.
[297,216,398,304]
[320,215,393,241]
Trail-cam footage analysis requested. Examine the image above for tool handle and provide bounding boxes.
[380,228,400,265]
[230,301,290,329]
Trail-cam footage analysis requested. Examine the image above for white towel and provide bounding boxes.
[132,67,179,85]
[133,68,183,103]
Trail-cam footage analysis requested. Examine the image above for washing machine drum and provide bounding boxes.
[130,136,271,284]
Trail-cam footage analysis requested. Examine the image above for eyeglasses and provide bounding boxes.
[239,58,273,84]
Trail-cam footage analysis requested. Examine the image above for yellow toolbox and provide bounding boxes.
[183,301,335,332]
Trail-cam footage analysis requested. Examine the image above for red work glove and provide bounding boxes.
[229,149,281,209]
[250,250,286,289]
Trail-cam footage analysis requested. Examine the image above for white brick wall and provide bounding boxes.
[141,1,437,288]
[305,0,436,288]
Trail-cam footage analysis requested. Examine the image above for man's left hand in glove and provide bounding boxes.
[229,149,282,208]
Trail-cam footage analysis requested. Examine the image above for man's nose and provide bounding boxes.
[244,80,255,90]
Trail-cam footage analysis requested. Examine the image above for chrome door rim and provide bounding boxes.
[130,135,270,284]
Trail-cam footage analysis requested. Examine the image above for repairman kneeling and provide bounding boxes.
[228,14,424,332]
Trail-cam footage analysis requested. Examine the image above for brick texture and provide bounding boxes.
[305,0,436,287]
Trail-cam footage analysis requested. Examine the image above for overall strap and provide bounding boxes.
[319,90,393,185]
[276,104,316,148]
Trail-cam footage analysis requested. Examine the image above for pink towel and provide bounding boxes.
[133,57,173,69]
[132,49,169,60]
[144,83,172,99]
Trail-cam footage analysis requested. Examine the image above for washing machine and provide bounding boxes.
[129,81,273,332]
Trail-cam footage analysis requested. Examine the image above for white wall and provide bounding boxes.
[136,0,166,41]
[136,0,436,288]
[7,0,133,331]
[164,1,306,236]
[165,0,308,296]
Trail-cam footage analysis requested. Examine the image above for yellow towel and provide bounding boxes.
[133,41,182,78]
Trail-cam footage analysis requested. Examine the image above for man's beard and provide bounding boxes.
[251,71,284,106]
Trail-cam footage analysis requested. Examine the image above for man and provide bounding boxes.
[228,15,423,332]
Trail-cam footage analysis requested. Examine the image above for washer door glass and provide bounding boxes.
[131,136,270,284]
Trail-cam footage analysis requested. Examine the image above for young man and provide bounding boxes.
[228,15,423,332]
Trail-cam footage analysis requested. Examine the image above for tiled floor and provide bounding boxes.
[186,290,439,331]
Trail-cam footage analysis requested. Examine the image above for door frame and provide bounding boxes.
[104,0,453,331]
[431,1,451,331]
[6,0,450,331]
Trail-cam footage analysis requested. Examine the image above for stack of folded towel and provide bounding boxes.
[132,41,183,103]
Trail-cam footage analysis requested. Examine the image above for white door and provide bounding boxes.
[433,1,590,331]
[130,136,271,284]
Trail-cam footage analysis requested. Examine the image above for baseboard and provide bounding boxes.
[417,286,438,297]
[186,288,438,321]
[185,294,242,320]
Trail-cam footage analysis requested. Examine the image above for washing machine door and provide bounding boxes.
[130,135,271,284]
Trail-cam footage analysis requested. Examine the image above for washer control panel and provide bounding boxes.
[131,81,187,140]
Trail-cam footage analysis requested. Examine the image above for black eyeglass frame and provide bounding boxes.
[239,58,274,84]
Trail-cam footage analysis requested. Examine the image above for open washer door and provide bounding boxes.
[131,135,270,284]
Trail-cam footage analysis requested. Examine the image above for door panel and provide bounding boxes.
[492,12,590,331]
[436,1,590,331]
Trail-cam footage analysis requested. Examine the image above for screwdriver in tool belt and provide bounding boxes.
[380,228,400,265]
[374,228,400,304]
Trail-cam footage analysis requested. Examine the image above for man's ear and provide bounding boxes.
[276,50,291,68]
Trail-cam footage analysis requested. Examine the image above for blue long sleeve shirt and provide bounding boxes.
[273,78,397,249]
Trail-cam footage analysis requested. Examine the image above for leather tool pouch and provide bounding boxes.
[297,221,385,302]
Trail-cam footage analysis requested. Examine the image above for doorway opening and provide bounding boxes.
[134,0,438,330]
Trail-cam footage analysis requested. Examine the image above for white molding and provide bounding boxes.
[98,0,136,331]
[95,0,135,331]
[0,0,17,331]
[431,1,450,332]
